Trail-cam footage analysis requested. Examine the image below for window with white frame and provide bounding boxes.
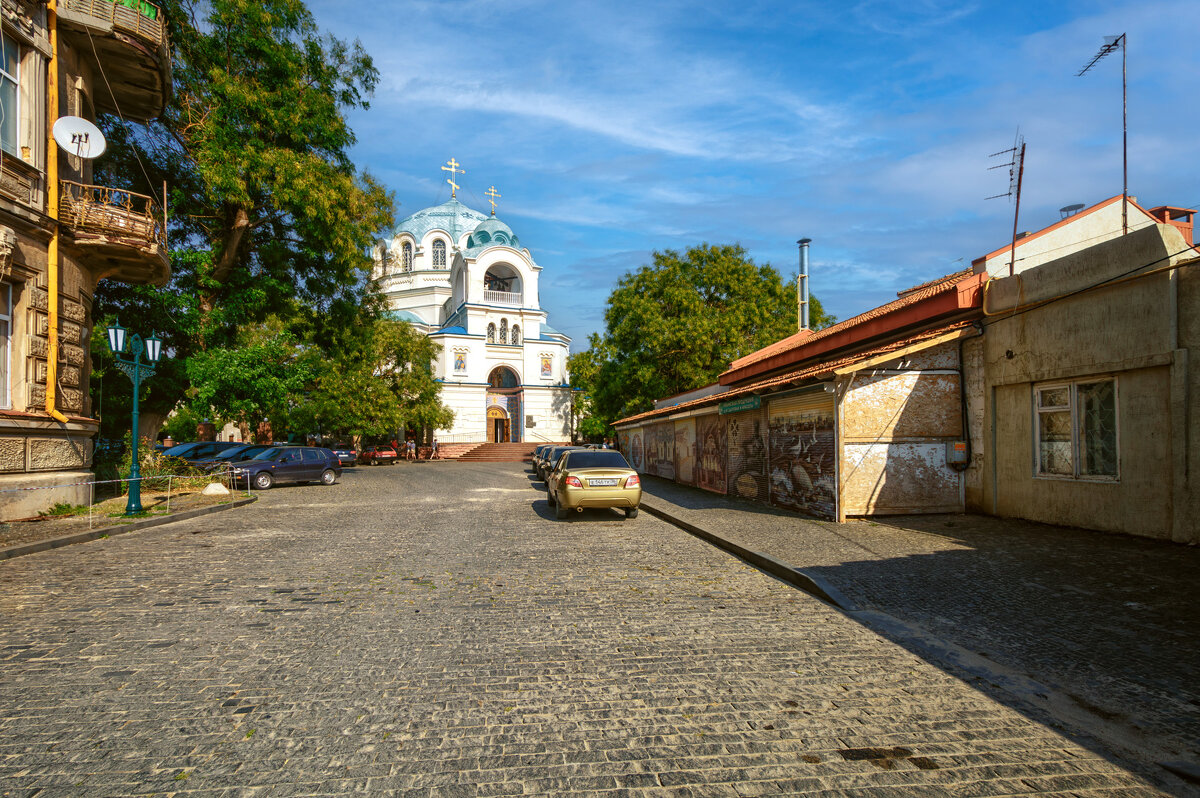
[511,324,520,346]
[1034,378,1118,479]
[499,318,508,344]
[0,283,11,408]
[432,239,446,268]
[0,30,19,156]
[401,242,412,272]
[486,322,495,344]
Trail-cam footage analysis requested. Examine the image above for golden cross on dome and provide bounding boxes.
[441,158,464,198]
[485,185,501,216]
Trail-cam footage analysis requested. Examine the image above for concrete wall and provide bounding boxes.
[979,223,1196,542]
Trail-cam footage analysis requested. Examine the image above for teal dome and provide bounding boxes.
[465,217,520,254]
[395,198,489,242]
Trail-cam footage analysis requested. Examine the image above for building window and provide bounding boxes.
[0,31,19,156]
[511,325,520,346]
[499,318,508,344]
[432,239,446,268]
[1035,378,1118,480]
[0,283,10,408]
[486,322,495,344]
[401,242,412,272]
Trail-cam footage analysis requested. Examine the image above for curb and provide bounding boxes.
[639,497,860,612]
[0,496,258,562]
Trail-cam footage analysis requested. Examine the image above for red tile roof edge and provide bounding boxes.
[614,320,975,427]
[720,271,985,384]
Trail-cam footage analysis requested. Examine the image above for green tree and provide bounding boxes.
[186,320,315,440]
[91,0,394,440]
[292,313,454,444]
[576,243,833,424]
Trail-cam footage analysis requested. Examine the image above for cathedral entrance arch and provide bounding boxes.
[486,366,522,443]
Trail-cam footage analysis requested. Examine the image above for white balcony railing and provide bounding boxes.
[484,290,522,306]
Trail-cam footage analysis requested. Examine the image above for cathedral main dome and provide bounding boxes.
[394,198,489,241]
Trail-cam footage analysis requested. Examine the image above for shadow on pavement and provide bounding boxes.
[638,474,1200,795]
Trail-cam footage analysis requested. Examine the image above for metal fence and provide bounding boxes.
[0,468,254,530]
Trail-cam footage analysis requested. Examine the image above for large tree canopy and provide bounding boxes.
[571,243,833,426]
[91,0,395,439]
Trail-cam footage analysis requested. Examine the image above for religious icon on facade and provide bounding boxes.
[540,356,552,378]
[453,351,467,373]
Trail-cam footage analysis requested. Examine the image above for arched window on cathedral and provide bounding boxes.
[511,325,520,346]
[432,239,446,268]
[499,318,508,345]
[487,322,496,344]
[401,242,412,272]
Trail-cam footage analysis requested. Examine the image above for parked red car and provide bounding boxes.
[361,445,398,466]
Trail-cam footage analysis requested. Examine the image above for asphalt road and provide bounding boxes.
[0,462,1179,796]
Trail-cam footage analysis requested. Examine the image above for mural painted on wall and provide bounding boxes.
[696,414,727,494]
[453,351,467,373]
[628,428,645,472]
[727,410,768,502]
[674,418,696,485]
[540,356,553,378]
[647,422,675,480]
[768,404,836,520]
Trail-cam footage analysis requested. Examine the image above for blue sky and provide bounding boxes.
[306,0,1199,348]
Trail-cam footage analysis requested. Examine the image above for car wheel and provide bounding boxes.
[624,507,639,519]
[321,469,336,485]
[253,471,273,490]
[555,503,570,520]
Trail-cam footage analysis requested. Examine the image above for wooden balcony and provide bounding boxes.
[59,180,169,285]
[56,0,171,122]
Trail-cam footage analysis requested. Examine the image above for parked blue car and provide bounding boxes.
[230,446,341,490]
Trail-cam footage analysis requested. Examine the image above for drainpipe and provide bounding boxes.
[797,238,811,331]
[44,0,68,424]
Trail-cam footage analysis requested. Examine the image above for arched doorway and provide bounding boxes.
[486,366,522,442]
[487,406,509,443]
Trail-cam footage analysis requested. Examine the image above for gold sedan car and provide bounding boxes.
[546,449,642,520]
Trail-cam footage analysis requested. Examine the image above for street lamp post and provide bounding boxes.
[105,323,164,515]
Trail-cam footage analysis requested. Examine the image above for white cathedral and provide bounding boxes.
[370,171,573,445]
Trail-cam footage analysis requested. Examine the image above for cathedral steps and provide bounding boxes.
[452,442,542,462]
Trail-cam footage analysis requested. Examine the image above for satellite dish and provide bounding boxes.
[52,116,106,159]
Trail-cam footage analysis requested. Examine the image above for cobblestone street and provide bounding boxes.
[0,462,1184,796]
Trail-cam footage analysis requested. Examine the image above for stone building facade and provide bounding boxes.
[0,0,170,519]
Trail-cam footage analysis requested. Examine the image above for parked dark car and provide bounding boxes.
[159,441,242,462]
[230,446,342,490]
[331,444,358,467]
[538,445,584,481]
[194,443,276,472]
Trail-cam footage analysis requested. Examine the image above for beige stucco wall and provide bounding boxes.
[989,368,1172,536]
[979,223,1196,542]
[839,341,965,515]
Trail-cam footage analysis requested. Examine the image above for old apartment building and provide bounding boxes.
[0,0,170,518]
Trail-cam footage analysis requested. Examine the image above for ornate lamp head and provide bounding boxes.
[106,322,127,354]
[144,332,163,364]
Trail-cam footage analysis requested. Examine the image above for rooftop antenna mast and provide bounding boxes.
[987,131,1026,277]
[1077,33,1127,235]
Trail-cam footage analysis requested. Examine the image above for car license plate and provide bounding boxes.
[589,478,618,486]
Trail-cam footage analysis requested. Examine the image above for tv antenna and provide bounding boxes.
[1078,33,1127,234]
[987,132,1026,277]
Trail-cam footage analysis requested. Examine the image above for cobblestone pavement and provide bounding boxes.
[0,462,1184,796]
[637,476,1200,784]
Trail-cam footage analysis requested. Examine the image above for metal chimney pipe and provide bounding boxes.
[797,238,812,331]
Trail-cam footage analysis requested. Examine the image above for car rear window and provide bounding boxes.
[302,449,323,462]
[563,451,630,469]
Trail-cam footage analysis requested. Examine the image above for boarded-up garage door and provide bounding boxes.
[695,414,727,494]
[674,418,696,485]
[646,422,675,479]
[726,408,767,502]
[768,391,837,520]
